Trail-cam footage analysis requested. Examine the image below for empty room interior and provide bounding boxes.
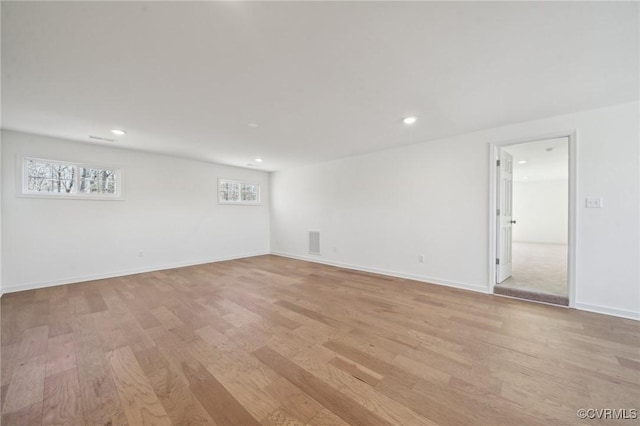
[1,2,639,425]
[494,137,571,306]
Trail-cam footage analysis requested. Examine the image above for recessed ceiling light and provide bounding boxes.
[255,158,263,163]
[518,160,528,164]
[111,129,126,136]
[523,176,529,180]
[402,116,417,125]
[248,123,258,128]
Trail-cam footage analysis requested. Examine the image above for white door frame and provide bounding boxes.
[488,130,577,307]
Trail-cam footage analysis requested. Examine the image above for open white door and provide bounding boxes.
[496,150,514,284]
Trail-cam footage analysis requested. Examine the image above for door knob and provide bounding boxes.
[510,220,517,224]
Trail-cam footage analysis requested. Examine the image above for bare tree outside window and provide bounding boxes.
[53,164,75,193]
[220,181,241,202]
[27,160,52,192]
[219,179,260,204]
[27,159,75,193]
[241,184,258,202]
[79,167,117,194]
[23,157,121,198]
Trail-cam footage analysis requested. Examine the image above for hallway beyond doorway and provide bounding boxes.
[495,242,568,305]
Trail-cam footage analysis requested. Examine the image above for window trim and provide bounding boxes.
[218,178,260,205]
[19,155,124,200]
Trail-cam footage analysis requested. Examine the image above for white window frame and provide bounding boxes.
[218,178,260,205]
[20,156,124,200]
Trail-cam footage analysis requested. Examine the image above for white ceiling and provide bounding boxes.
[504,137,568,182]
[2,2,638,171]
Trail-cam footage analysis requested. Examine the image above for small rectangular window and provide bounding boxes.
[79,167,118,195]
[22,157,122,199]
[219,178,260,205]
[26,159,76,194]
[219,180,241,202]
[241,183,259,202]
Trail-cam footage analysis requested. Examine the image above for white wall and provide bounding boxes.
[0,132,3,296]
[1,6,3,297]
[1,130,270,293]
[271,101,640,320]
[512,179,568,244]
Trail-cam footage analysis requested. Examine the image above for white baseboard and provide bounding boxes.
[270,251,489,294]
[1,251,270,295]
[5,250,637,322]
[574,302,640,321]
[272,252,640,321]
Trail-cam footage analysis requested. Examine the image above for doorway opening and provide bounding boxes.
[490,134,575,306]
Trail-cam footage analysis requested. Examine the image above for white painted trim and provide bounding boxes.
[488,144,499,293]
[1,251,270,295]
[271,251,488,294]
[567,131,578,308]
[488,130,577,307]
[574,303,640,321]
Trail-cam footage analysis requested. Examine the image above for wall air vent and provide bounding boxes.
[308,230,320,255]
[89,135,116,142]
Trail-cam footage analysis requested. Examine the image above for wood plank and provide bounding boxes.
[617,356,640,371]
[2,354,46,414]
[45,333,77,377]
[1,343,19,387]
[328,356,382,386]
[1,401,43,426]
[16,326,49,360]
[264,377,324,423]
[253,346,392,426]
[188,337,280,420]
[261,408,305,426]
[1,385,8,408]
[224,290,301,330]
[105,346,171,425]
[71,316,128,426]
[48,300,73,337]
[146,366,215,425]
[42,369,84,425]
[275,300,350,332]
[261,339,433,426]
[306,408,351,426]
[185,367,261,426]
[133,346,169,376]
[84,290,108,313]
[2,255,639,425]
[127,301,162,329]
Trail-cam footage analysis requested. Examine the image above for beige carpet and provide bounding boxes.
[495,242,568,305]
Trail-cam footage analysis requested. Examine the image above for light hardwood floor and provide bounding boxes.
[1,255,639,425]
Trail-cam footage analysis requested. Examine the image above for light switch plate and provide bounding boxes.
[585,197,603,208]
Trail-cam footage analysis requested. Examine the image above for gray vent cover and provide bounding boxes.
[89,135,116,142]
[308,230,320,255]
